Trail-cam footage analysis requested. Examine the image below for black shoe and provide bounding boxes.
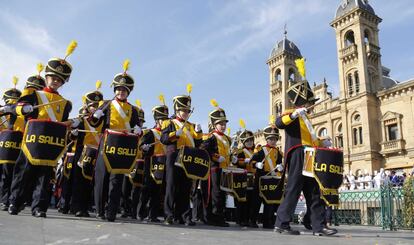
[249,221,259,228]
[150,218,161,223]
[313,227,338,236]
[274,227,300,235]
[207,220,229,227]
[164,216,174,225]
[106,212,116,222]
[75,211,90,217]
[185,220,196,226]
[33,210,47,218]
[0,203,9,211]
[8,205,18,215]
[96,214,106,220]
[263,224,275,229]
[175,218,185,225]
[303,223,312,230]
[240,222,249,227]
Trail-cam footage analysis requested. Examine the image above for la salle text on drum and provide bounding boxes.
[25,135,65,147]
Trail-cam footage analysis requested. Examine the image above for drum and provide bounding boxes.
[174,146,210,180]
[303,147,316,177]
[129,159,144,187]
[21,119,67,166]
[63,152,75,179]
[246,173,254,190]
[0,130,23,164]
[220,167,247,202]
[150,155,165,185]
[312,147,344,206]
[259,175,284,204]
[102,129,139,174]
[78,145,98,181]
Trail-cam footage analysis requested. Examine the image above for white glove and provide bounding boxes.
[217,156,225,163]
[133,126,142,135]
[0,105,13,114]
[22,104,33,113]
[93,109,104,119]
[195,123,202,132]
[141,144,150,152]
[71,129,79,136]
[255,162,264,169]
[70,118,81,128]
[291,107,307,119]
[276,164,284,172]
[244,158,251,164]
[231,156,238,164]
[176,128,183,137]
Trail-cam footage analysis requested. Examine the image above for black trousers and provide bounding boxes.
[191,181,204,222]
[121,175,133,215]
[201,167,226,224]
[235,187,259,225]
[94,149,124,218]
[138,156,161,220]
[164,151,192,221]
[275,147,325,232]
[1,163,14,205]
[59,164,75,212]
[71,162,93,213]
[9,152,53,212]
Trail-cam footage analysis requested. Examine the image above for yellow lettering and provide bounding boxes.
[105,146,116,154]
[329,165,343,175]
[26,134,36,143]
[183,155,192,162]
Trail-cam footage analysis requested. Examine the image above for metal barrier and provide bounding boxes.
[333,177,414,230]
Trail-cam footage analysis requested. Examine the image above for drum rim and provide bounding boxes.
[222,167,247,174]
[84,144,99,150]
[314,146,343,153]
[27,118,67,126]
[0,129,23,134]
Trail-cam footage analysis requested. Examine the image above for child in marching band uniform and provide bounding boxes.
[200,100,238,227]
[9,41,78,218]
[250,122,283,229]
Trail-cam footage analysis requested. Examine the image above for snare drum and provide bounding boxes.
[246,173,254,190]
[174,146,210,180]
[102,129,139,174]
[0,130,23,165]
[220,167,247,202]
[259,175,284,204]
[129,159,144,187]
[79,145,98,181]
[63,152,75,179]
[21,119,67,166]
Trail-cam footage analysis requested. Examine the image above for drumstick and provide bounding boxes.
[180,107,195,130]
[33,99,65,109]
[76,129,101,133]
[0,117,10,127]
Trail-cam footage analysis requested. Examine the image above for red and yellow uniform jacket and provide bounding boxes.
[160,117,203,150]
[250,145,282,174]
[236,147,256,174]
[200,130,232,169]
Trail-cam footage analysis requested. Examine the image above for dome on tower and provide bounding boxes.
[335,0,375,19]
[269,34,302,59]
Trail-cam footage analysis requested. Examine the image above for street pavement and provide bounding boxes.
[0,209,413,245]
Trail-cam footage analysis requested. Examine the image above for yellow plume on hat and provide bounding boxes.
[36,63,44,75]
[210,99,218,108]
[186,83,192,95]
[227,127,231,136]
[82,95,87,105]
[96,80,102,91]
[269,115,276,125]
[12,76,18,88]
[135,99,142,108]
[65,40,78,59]
[123,59,130,74]
[239,119,246,129]
[294,57,306,79]
[158,93,165,105]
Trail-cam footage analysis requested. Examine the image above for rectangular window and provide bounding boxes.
[387,124,399,141]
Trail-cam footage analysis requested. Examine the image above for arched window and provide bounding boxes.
[345,30,355,47]
[337,123,343,134]
[359,127,363,144]
[275,69,282,81]
[348,74,354,96]
[353,128,358,145]
[336,123,343,148]
[319,127,328,137]
[354,71,360,94]
[288,68,296,81]
[364,29,370,44]
[354,114,361,122]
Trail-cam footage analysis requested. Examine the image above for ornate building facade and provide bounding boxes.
[263,0,414,174]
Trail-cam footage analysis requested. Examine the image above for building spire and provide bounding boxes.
[283,23,288,39]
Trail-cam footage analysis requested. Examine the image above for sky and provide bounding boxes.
[0,0,413,132]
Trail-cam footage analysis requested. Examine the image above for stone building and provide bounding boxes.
[263,0,414,174]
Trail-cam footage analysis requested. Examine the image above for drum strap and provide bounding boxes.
[0,116,9,128]
[85,120,100,144]
[37,91,57,122]
[111,100,131,130]
[151,128,167,153]
[172,119,194,147]
[263,147,275,172]
[213,133,230,155]
[299,113,317,142]
[243,148,253,158]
